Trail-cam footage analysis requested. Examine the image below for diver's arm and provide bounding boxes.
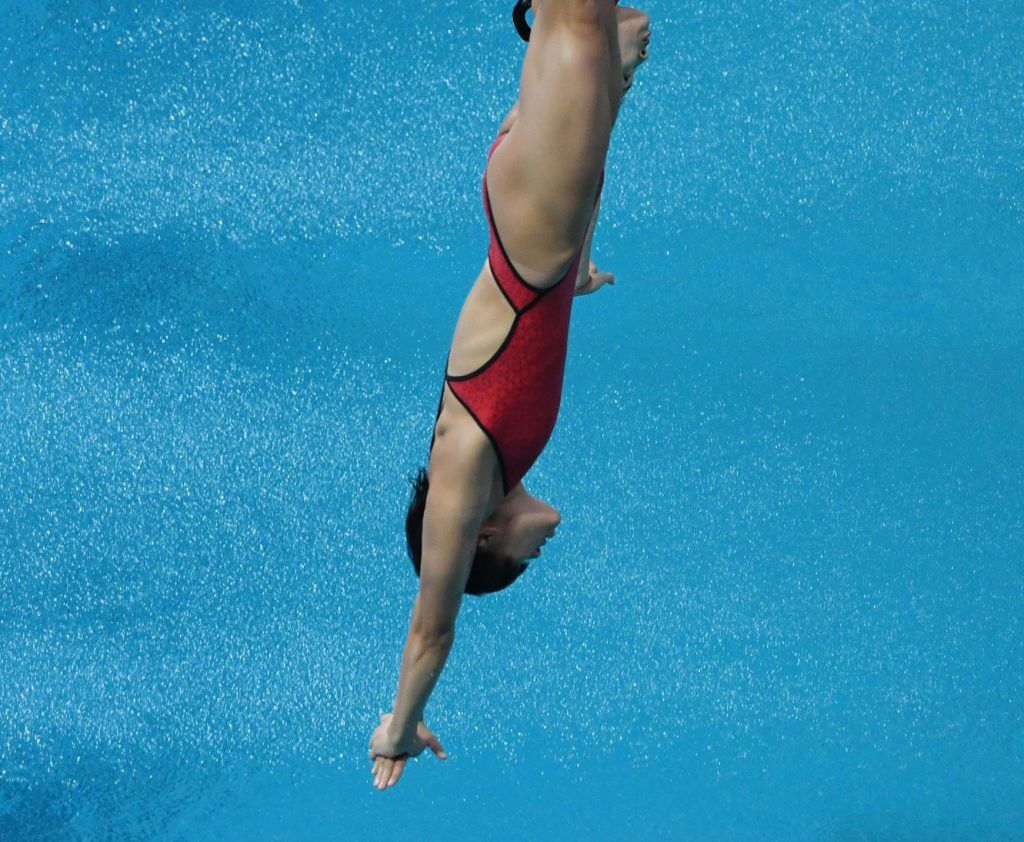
[386,596,456,742]
[386,437,491,741]
[574,194,600,293]
[574,195,615,294]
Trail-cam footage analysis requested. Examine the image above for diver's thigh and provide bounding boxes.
[490,7,614,248]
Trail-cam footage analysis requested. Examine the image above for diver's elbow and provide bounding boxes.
[411,625,455,653]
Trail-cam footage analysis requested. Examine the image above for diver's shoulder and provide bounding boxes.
[427,416,498,507]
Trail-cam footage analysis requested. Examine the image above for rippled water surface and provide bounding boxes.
[1,1,1022,838]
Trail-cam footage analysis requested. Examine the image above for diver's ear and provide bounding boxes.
[478,525,499,545]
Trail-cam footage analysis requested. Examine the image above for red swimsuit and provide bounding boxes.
[430,132,604,494]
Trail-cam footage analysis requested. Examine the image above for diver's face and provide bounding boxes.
[617,6,652,90]
[477,491,561,564]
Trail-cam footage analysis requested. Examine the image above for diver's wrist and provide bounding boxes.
[386,713,417,745]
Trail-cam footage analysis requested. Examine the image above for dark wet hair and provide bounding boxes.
[404,466,529,596]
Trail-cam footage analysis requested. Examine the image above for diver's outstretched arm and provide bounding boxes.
[380,433,492,746]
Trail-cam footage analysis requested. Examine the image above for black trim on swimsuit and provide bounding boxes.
[445,253,566,383]
[518,275,564,313]
[488,257,520,312]
[445,312,522,382]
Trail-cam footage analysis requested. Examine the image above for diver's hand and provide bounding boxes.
[575,260,615,295]
[368,713,448,790]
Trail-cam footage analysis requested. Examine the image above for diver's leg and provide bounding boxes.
[486,0,620,280]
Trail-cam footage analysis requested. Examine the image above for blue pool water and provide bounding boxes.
[1,1,1022,838]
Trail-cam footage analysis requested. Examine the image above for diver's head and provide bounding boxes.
[404,467,541,596]
[477,481,561,564]
[617,5,652,93]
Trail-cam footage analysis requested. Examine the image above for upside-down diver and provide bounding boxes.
[369,0,652,789]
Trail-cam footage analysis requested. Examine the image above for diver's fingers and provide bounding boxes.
[425,732,448,759]
[374,757,393,789]
[387,757,408,787]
